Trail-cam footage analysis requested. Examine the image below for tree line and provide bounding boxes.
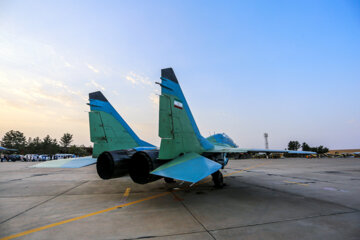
[1,130,92,156]
[287,140,329,154]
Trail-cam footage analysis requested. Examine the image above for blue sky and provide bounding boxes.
[0,0,359,149]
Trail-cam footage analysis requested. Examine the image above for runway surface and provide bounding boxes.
[0,158,359,240]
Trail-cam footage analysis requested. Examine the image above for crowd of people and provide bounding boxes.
[0,153,77,162]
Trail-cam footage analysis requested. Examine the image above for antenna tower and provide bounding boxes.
[264,133,269,149]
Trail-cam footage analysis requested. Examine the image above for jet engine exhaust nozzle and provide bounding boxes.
[96,150,134,179]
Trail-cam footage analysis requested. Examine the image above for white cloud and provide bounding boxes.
[0,32,98,144]
[87,64,99,73]
[347,118,360,128]
[86,79,106,91]
[149,93,159,108]
[44,79,87,101]
[0,71,86,110]
[0,31,161,146]
[125,72,152,86]
[64,61,72,68]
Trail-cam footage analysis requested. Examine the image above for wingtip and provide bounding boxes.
[89,91,108,102]
[161,68,178,83]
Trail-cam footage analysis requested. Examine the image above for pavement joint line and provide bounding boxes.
[258,172,337,185]
[0,181,88,225]
[120,230,208,240]
[0,169,68,184]
[0,191,171,240]
[283,180,309,186]
[170,191,184,201]
[208,210,359,232]
[171,162,270,240]
[238,180,360,212]
[0,161,268,240]
[0,191,166,198]
[198,161,270,184]
[175,193,217,240]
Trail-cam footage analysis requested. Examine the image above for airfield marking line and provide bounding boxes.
[0,161,269,240]
[124,187,131,197]
[0,191,170,240]
[170,191,184,201]
[0,181,88,225]
[283,180,309,186]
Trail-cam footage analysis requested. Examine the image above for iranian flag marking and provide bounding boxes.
[174,100,183,109]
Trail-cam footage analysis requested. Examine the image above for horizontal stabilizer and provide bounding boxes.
[31,156,96,168]
[151,152,221,183]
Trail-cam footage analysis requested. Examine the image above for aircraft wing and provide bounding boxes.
[244,149,316,154]
[205,145,248,153]
[31,156,97,168]
[206,147,315,155]
[0,146,17,151]
[151,152,222,183]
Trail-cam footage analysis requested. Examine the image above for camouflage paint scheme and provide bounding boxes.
[151,68,315,183]
[37,68,315,184]
[88,92,155,158]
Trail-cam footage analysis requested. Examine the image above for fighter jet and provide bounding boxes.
[34,68,314,186]
[95,68,315,187]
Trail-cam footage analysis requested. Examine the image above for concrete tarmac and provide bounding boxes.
[0,158,359,240]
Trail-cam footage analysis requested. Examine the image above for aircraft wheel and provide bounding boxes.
[164,177,176,183]
[212,171,224,188]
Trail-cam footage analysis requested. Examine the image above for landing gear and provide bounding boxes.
[212,171,224,188]
[164,177,176,183]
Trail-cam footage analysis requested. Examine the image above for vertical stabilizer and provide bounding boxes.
[158,68,213,159]
[88,91,154,157]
